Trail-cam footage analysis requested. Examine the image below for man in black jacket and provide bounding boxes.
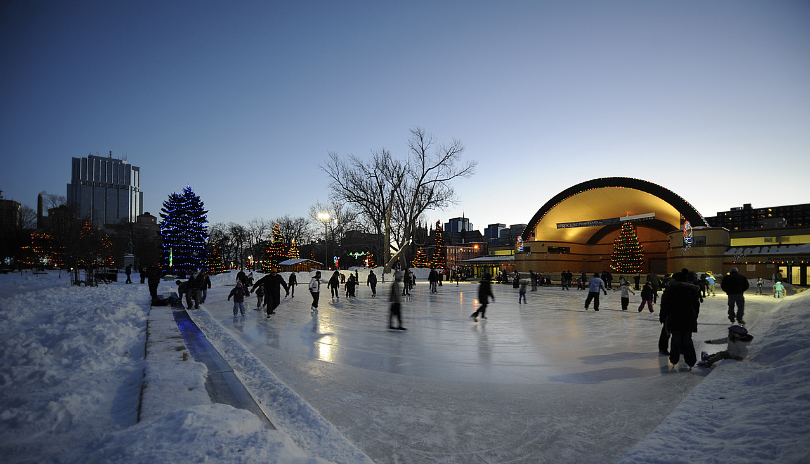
[659,270,701,369]
[252,270,288,318]
[721,267,750,325]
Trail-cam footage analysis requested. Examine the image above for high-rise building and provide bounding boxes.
[67,152,143,225]
[705,203,810,230]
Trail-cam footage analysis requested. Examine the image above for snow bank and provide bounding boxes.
[621,290,810,463]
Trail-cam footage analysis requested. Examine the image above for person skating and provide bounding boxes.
[721,267,749,325]
[389,272,406,330]
[227,281,248,317]
[614,281,635,310]
[252,269,287,318]
[288,272,297,298]
[638,282,654,313]
[584,273,608,311]
[367,269,378,297]
[125,265,132,284]
[518,279,527,304]
[328,271,340,300]
[470,273,494,322]
[309,271,321,313]
[659,270,701,369]
[254,284,265,310]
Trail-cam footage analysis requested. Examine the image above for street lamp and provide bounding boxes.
[317,212,331,270]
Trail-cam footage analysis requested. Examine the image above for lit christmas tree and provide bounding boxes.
[206,244,227,275]
[430,221,446,271]
[610,221,645,273]
[159,186,209,275]
[412,247,429,268]
[288,238,300,260]
[263,223,288,272]
[364,251,375,268]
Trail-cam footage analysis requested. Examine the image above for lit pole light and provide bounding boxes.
[317,212,331,270]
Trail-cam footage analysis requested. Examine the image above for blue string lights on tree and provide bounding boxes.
[159,186,209,275]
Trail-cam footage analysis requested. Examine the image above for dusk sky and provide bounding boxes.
[2,1,809,232]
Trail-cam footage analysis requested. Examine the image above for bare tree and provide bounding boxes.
[246,218,272,269]
[227,223,249,270]
[322,127,476,272]
[20,205,36,230]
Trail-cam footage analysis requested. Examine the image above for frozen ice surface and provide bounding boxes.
[195,276,774,464]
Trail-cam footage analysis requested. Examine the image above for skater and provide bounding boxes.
[659,270,701,369]
[698,325,753,368]
[185,270,201,309]
[697,274,707,298]
[429,269,439,293]
[756,277,764,295]
[470,273,494,322]
[227,281,248,316]
[584,273,608,311]
[614,281,635,310]
[388,272,406,330]
[199,271,211,303]
[646,271,661,303]
[367,269,378,297]
[705,272,717,296]
[721,267,749,325]
[125,265,132,284]
[147,264,161,302]
[345,274,356,298]
[773,280,786,298]
[633,273,641,290]
[579,271,587,290]
[518,279,527,304]
[328,271,340,300]
[402,269,411,296]
[638,282,654,313]
[252,269,288,317]
[139,267,146,284]
[561,271,569,291]
[254,283,265,310]
[309,271,321,313]
[288,272,297,298]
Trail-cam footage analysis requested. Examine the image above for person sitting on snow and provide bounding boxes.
[697,325,754,368]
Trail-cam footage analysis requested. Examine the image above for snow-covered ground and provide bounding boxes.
[0,269,808,463]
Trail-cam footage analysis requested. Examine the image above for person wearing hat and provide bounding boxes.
[227,280,248,317]
[659,270,701,369]
[721,267,750,325]
[698,325,754,368]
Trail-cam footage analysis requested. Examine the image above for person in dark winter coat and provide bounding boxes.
[185,271,200,309]
[721,267,750,325]
[199,271,211,303]
[470,274,494,321]
[659,270,701,368]
[328,271,341,300]
[367,270,378,297]
[227,281,248,316]
[638,282,655,313]
[288,272,297,298]
[147,264,162,301]
[125,265,132,284]
[252,270,286,318]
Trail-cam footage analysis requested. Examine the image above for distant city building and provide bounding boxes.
[705,203,810,230]
[0,191,22,230]
[67,152,143,225]
[445,217,473,233]
[499,224,527,246]
[484,223,505,244]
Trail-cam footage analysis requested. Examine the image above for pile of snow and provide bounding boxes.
[621,289,810,463]
[0,272,352,463]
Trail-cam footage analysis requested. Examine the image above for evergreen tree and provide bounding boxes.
[412,247,429,268]
[288,238,300,260]
[610,221,645,273]
[430,221,446,271]
[263,223,288,272]
[159,186,209,275]
[206,244,227,275]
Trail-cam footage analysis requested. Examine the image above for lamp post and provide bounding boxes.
[317,212,331,270]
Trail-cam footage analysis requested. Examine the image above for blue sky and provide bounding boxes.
[2,0,809,231]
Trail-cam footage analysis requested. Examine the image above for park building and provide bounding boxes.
[67,152,143,225]
[491,177,810,286]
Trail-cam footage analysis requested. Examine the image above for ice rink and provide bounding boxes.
[198,275,775,464]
